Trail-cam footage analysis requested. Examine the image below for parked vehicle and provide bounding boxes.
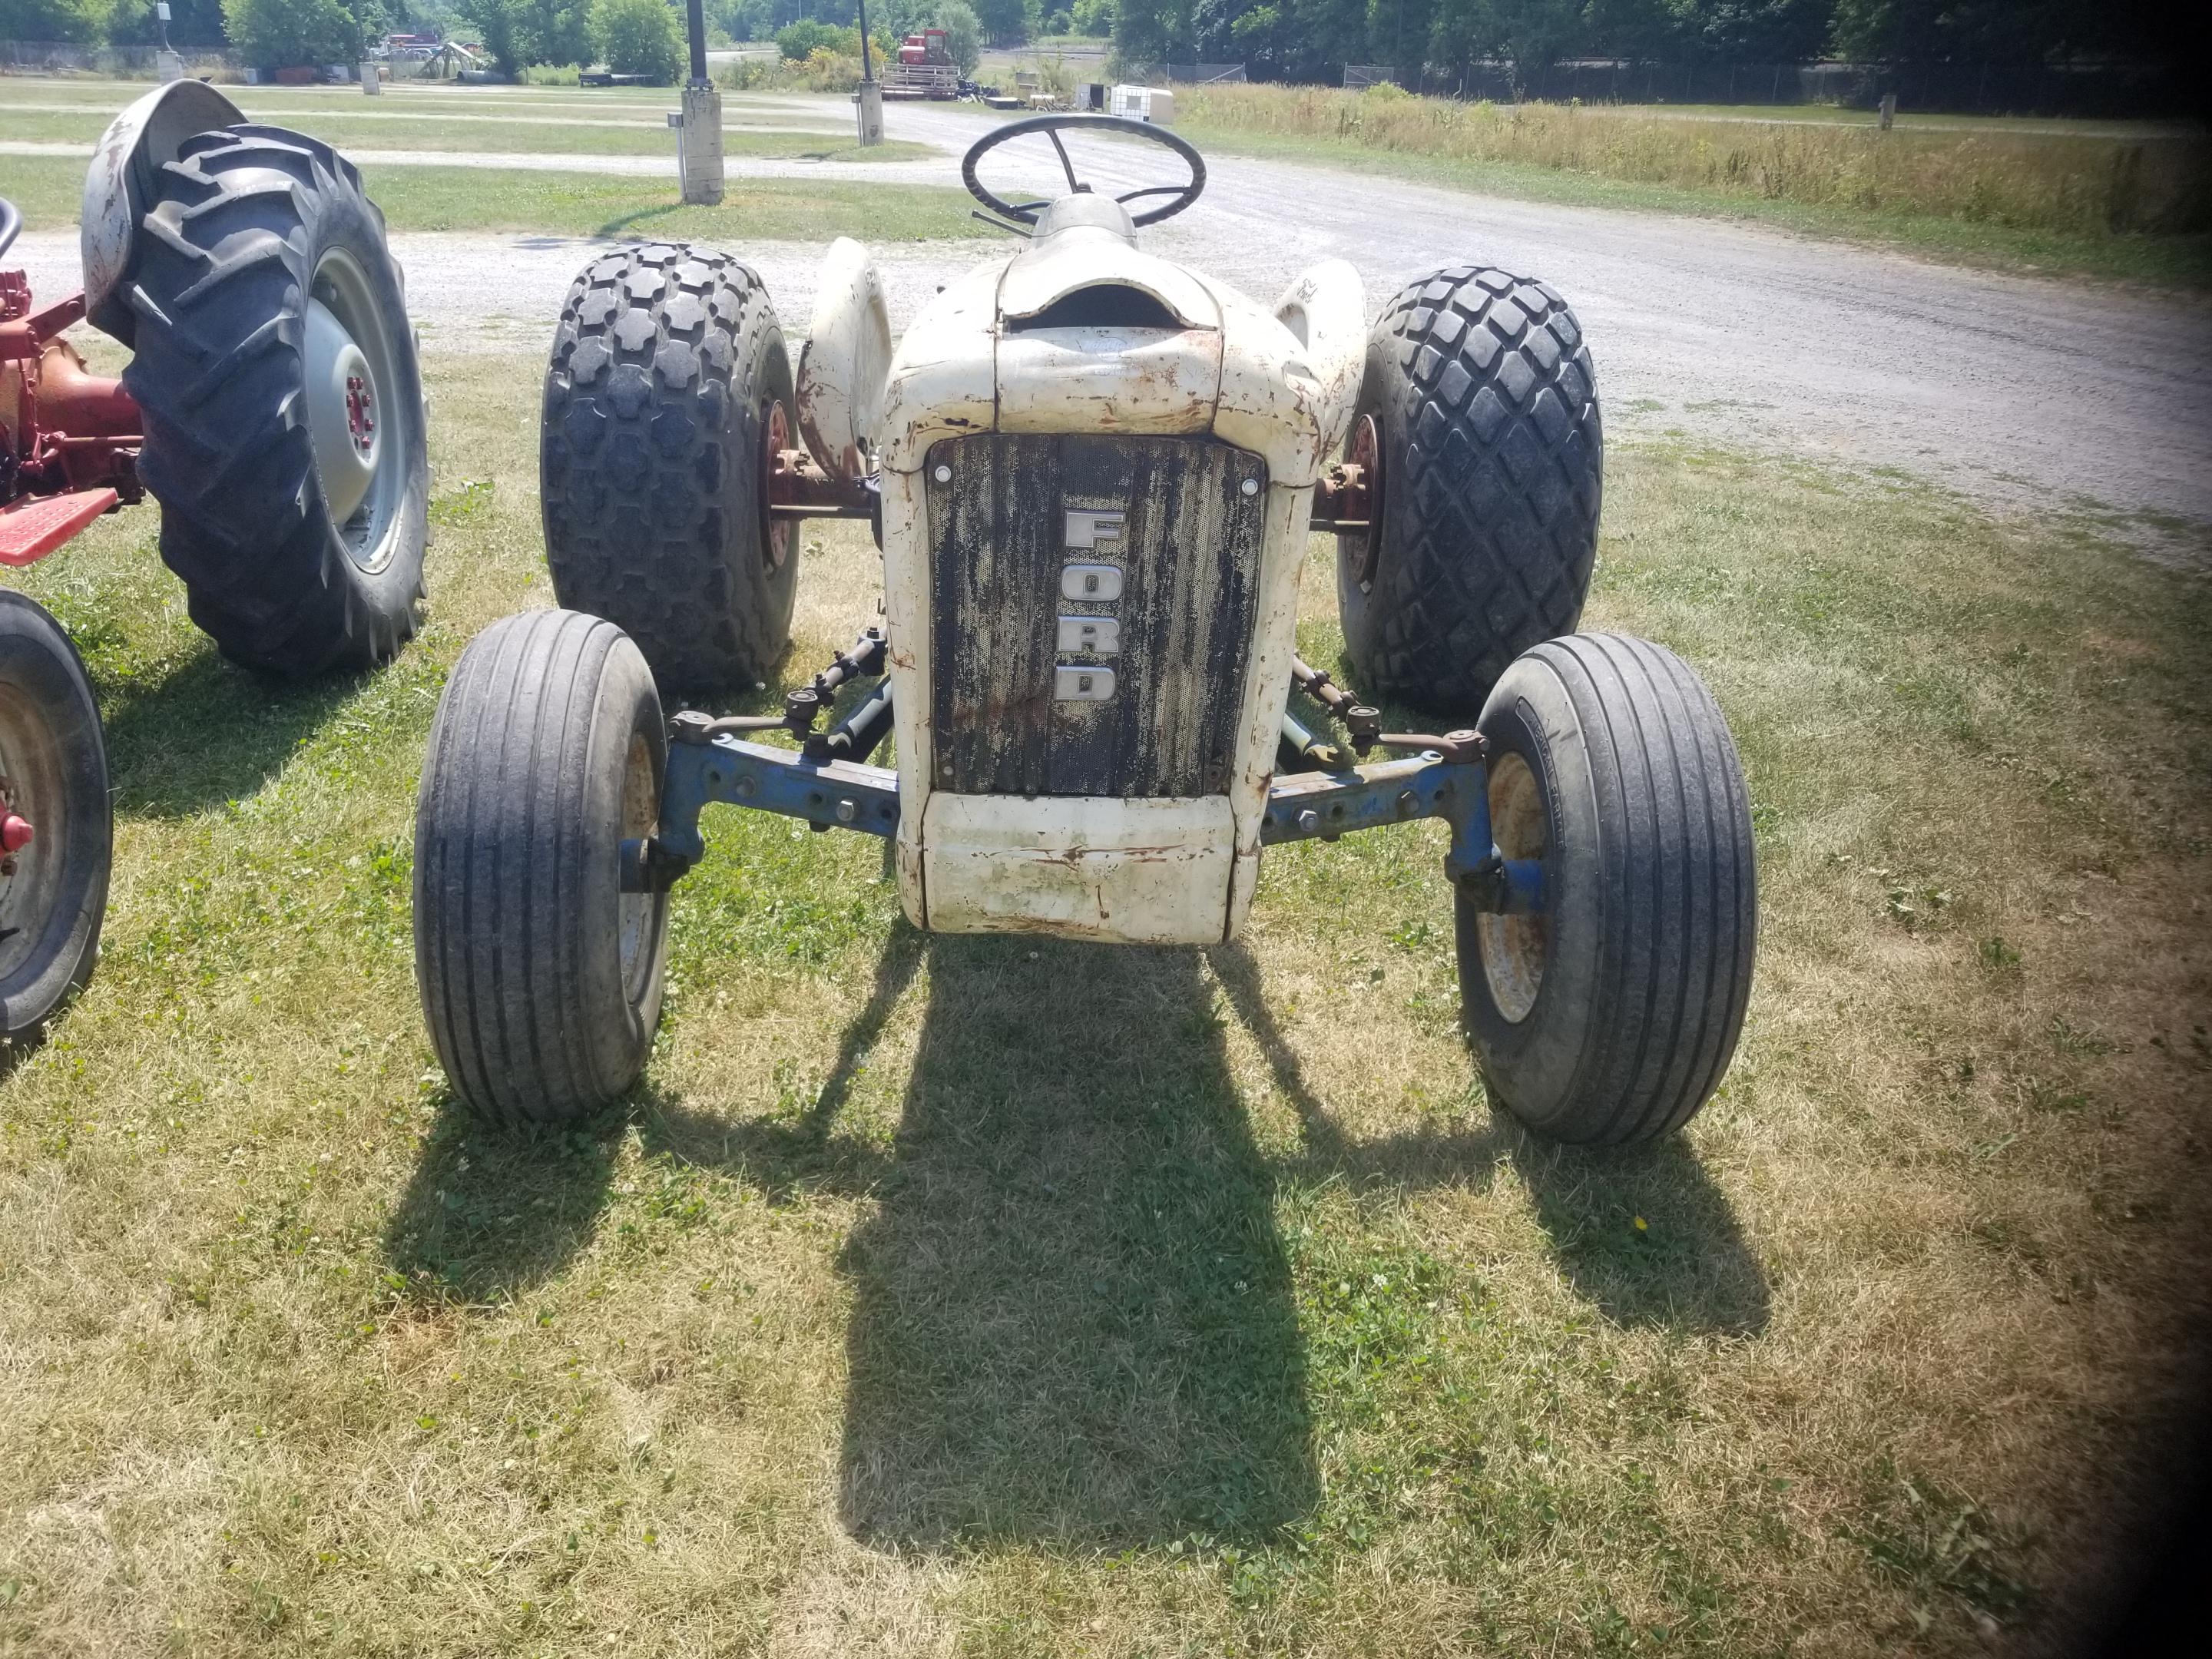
[0,83,426,1038]
[415,115,1757,1144]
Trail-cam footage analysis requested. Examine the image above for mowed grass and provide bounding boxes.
[2,349,2210,1655]
[1179,84,2212,289]
[0,104,930,163]
[0,152,978,241]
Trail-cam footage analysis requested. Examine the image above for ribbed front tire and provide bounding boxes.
[0,594,111,1042]
[413,610,671,1128]
[1459,634,1757,1144]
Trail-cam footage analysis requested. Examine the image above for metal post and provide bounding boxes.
[685,0,708,86]
[853,0,883,145]
[677,0,724,203]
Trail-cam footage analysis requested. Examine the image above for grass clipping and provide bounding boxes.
[1,352,2209,1655]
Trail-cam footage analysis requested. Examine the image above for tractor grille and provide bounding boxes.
[926,433,1267,799]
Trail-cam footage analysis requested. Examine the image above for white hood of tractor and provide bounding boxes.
[875,225,1360,488]
[842,223,1366,946]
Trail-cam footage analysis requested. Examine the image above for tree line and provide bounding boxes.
[2,0,2181,81]
[1114,2,2174,84]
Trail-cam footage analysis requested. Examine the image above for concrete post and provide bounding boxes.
[679,84,725,205]
[360,62,382,95]
[678,0,724,205]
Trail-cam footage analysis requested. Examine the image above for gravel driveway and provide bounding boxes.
[12,98,2207,538]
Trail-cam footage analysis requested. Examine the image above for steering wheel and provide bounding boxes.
[961,114,1207,229]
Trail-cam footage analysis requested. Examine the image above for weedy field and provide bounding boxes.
[1178,84,2212,288]
[1,347,2208,1657]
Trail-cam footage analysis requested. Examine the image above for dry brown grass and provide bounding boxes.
[1181,83,2212,238]
[0,349,2207,1656]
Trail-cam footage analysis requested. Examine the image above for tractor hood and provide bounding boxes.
[877,227,1359,490]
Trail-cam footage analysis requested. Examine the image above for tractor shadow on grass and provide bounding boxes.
[832,933,1320,1551]
[95,644,367,818]
[1208,945,1770,1339]
[382,1104,627,1304]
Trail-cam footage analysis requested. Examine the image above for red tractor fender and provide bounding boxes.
[79,79,245,346]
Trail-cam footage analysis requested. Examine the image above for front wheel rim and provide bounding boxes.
[1476,750,1547,1023]
[616,732,661,1007]
[304,247,409,575]
[0,684,69,988]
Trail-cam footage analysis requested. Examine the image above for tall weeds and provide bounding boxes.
[1181,85,2210,237]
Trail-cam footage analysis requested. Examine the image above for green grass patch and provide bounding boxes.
[0,104,926,163]
[0,153,979,240]
[1,352,2208,1652]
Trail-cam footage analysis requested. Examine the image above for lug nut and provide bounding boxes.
[0,814,31,853]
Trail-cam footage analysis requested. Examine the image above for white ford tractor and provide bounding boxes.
[413,116,1757,1146]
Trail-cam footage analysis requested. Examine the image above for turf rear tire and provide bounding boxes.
[0,593,111,1042]
[541,244,797,694]
[413,609,671,1128]
[125,124,429,675]
[1459,633,1756,1145]
[1339,266,1601,716]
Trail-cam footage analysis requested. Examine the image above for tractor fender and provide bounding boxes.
[1272,259,1366,458]
[79,79,246,346]
[794,237,892,482]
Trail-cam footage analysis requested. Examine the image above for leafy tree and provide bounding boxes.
[452,0,588,71]
[590,0,677,75]
[111,0,232,45]
[970,0,1025,45]
[222,0,366,65]
[0,0,98,41]
[774,15,851,55]
[935,0,979,68]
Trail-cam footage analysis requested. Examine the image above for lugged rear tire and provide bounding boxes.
[540,243,797,693]
[1458,633,1757,1145]
[1339,265,1601,716]
[413,609,671,1128]
[0,592,111,1043]
[125,124,429,675]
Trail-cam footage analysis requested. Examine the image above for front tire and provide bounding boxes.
[541,244,797,693]
[127,124,429,675]
[1459,634,1756,1144]
[1339,265,1601,716]
[413,609,671,1128]
[0,593,111,1042]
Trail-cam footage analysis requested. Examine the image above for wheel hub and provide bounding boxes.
[761,399,794,574]
[304,296,381,524]
[1476,750,1548,1023]
[1346,412,1382,590]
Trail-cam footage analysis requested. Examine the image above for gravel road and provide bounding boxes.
[12,98,2207,537]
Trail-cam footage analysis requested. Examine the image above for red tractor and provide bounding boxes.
[1,81,426,1041]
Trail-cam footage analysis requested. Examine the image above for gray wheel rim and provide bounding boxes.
[1477,750,1547,1024]
[304,247,409,575]
[0,684,69,987]
[617,732,661,1006]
